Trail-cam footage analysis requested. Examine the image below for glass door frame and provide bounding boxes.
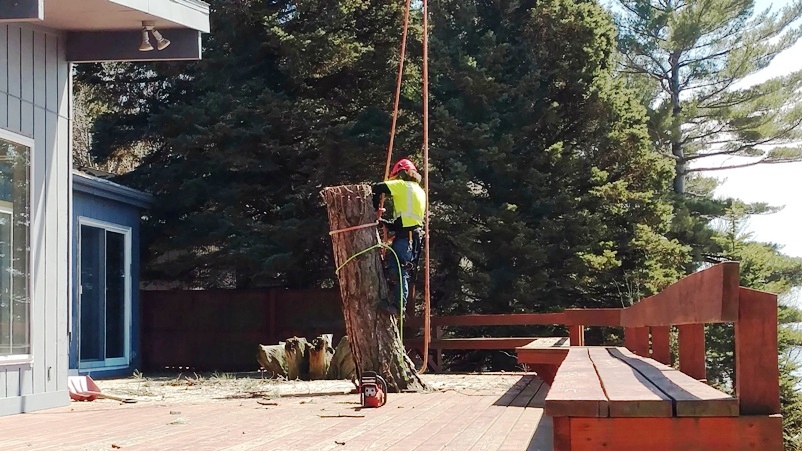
[0,127,33,366]
[77,217,132,370]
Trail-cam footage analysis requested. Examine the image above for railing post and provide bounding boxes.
[678,324,706,380]
[735,287,780,415]
[624,326,649,356]
[569,325,584,346]
[651,325,671,365]
[433,325,444,371]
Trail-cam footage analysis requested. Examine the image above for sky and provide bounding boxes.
[700,0,802,259]
[707,160,802,258]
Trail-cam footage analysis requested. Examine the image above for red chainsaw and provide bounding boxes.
[359,371,388,408]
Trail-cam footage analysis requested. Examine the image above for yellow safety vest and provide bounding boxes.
[385,180,426,228]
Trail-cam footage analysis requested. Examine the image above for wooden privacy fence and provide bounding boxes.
[140,288,345,371]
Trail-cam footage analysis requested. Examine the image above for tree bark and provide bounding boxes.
[321,184,426,392]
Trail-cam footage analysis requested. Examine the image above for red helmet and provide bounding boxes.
[390,159,418,177]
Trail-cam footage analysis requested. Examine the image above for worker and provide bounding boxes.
[372,158,426,316]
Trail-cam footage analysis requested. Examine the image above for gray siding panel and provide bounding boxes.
[31,105,46,395]
[20,27,33,103]
[0,93,6,128]
[0,25,8,94]
[44,108,58,392]
[7,25,20,98]
[5,367,19,397]
[57,59,69,390]
[45,33,56,113]
[0,389,68,416]
[33,31,45,108]
[0,24,70,414]
[7,95,20,131]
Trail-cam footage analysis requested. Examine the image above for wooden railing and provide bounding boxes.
[407,262,781,417]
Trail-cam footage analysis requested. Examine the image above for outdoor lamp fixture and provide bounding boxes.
[138,21,171,52]
[138,27,153,52]
[151,28,171,50]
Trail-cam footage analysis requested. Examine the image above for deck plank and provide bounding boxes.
[471,378,546,449]
[357,391,468,450]
[499,406,550,451]
[588,347,672,417]
[0,374,549,451]
[311,392,453,451]
[388,390,490,450]
[260,392,432,450]
[439,376,537,450]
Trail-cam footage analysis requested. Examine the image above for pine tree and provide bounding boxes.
[427,0,688,323]
[616,0,802,193]
[76,0,409,288]
[704,203,802,450]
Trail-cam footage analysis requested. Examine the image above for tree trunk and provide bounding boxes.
[321,184,426,392]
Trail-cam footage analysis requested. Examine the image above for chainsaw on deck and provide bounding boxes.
[359,371,388,408]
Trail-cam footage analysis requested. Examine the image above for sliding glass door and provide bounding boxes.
[78,219,130,368]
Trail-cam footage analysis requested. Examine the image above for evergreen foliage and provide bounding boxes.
[76,0,413,287]
[703,203,802,449]
[616,0,802,193]
[428,0,686,320]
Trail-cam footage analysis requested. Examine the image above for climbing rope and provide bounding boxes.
[328,221,379,236]
[377,0,431,373]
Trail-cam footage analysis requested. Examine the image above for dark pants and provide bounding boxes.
[387,229,421,310]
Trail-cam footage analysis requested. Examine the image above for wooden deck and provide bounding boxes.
[0,374,552,451]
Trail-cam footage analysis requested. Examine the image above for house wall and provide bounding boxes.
[71,191,143,377]
[0,23,71,415]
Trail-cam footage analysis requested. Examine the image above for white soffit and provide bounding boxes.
[42,0,210,33]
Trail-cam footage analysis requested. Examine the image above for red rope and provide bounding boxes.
[419,0,431,375]
[378,0,413,254]
[380,0,431,374]
[383,0,412,180]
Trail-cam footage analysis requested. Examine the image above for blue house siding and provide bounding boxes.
[71,172,151,378]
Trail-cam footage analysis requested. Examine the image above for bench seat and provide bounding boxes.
[546,347,738,417]
[515,337,571,384]
[540,346,782,450]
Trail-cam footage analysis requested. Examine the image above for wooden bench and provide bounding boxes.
[404,336,567,371]
[515,337,570,384]
[515,262,783,450]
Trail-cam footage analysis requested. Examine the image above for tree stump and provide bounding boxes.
[321,184,426,392]
[285,337,310,380]
[309,335,334,380]
[326,335,356,380]
[257,343,288,378]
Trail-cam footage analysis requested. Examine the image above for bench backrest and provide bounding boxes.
[564,262,779,416]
